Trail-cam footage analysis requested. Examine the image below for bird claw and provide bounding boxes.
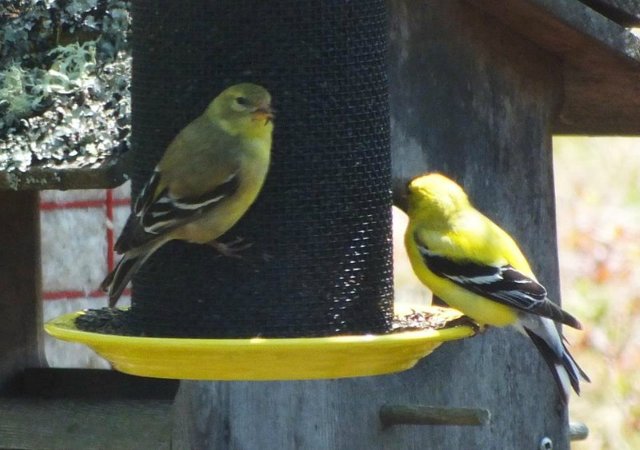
[446,315,484,333]
[209,236,253,258]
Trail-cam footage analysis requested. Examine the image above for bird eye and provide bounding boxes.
[235,97,250,107]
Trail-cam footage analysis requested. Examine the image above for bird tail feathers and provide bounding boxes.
[538,300,582,330]
[100,240,166,307]
[523,321,590,403]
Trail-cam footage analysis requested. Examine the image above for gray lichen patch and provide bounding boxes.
[0,1,131,177]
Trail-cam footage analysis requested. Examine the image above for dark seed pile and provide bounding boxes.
[75,306,478,338]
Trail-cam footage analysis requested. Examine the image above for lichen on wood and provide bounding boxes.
[0,1,131,178]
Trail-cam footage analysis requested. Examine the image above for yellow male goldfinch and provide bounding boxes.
[101,83,274,306]
[404,173,589,402]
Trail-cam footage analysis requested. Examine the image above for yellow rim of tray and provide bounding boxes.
[45,310,474,381]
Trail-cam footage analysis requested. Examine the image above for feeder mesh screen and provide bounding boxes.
[114,0,390,337]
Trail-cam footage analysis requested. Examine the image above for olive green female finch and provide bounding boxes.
[101,83,274,306]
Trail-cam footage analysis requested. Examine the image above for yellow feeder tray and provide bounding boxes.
[45,310,474,381]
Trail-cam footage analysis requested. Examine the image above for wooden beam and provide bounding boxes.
[390,0,571,448]
[17,368,179,400]
[580,0,640,26]
[0,155,128,191]
[379,405,491,427]
[466,0,640,66]
[0,191,45,389]
[0,398,172,450]
[467,0,640,134]
[0,368,177,448]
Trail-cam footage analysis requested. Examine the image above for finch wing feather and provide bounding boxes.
[414,234,581,328]
[133,168,162,217]
[416,240,546,308]
[115,166,240,253]
[138,171,240,235]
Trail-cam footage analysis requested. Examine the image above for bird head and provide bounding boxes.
[407,173,471,218]
[207,83,274,138]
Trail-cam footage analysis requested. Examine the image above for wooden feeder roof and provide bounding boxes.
[0,159,128,191]
[581,0,640,26]
[471,0,640,135]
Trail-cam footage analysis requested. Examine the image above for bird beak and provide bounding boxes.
[390,177,411,213]
[253,105,275,124]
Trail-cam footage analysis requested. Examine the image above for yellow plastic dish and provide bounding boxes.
[45,310,474,381]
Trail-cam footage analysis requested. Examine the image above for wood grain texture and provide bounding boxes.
[390,1,569,448]
[0,191,45,389]
[580,0,640,26]
[0,398,172,450]
[18,368,179,400]
[468,0,640,135]
[379,405,490,427]
[0,156,128,191]
[173,2,572,449]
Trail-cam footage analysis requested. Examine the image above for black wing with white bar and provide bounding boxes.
[415,238,546,311]
[414,236,582,328]
[137,171,240,235]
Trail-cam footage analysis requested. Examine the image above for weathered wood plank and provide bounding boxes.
[379,405,491,427]
[0,156,128,191]
[0,398,172,450]
[0,191,45,389]
[559,53,640,134]
[468,0,640,64]
[467,0,640,134]
[17,368,179,400]
[390,1,570,448]
[580,0,640,26]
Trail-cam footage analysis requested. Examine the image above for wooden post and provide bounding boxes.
[0,191,45,389]
[390,0,569,448]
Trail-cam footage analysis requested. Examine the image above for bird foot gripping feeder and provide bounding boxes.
[45,0,475,380]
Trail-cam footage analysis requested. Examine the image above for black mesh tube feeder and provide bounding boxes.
[45,0,474,380]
